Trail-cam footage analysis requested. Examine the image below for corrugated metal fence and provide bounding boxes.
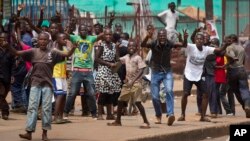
[10,0,70,24]
[224,0,250,38]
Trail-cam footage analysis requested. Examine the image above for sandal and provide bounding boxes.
[97,115,104,120]
[42,133,49,141]
[106,115,116,120]
[167,115,175,126]
[200,117,211,122]
[140,123,150,129]
[107,121,122,126]
[177,115,185,121]
[245,107,250,118]
[52,119,65,124]
[210,114,217,118]
[19,133,32,140]
[154,117,161,124]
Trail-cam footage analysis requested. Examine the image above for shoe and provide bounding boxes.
[42,133,49,141]
[63,113,69,120]
[122,108,129,116]
[132,109,138,115]
[245,107,250,118]
[195,112,201,116]
[107,121,122,126]
[154,116,161,124]
[2,115,8,120]
[226,113,234,116]
[19,133,32,140]
[167,115,175,126]
[92,114,98,120]
[81,112,90,117]
[106,115,116,120]
[52,118,69,124]
[177,115,185,121]
[69,109,74,116]
[200,117,211,122]
[210,114,217,118]
[97,115,104,120]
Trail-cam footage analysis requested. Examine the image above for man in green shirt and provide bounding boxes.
[64,24,102,118]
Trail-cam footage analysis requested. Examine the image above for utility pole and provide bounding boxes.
[236,0,239,37]
[104,5,107,26]
[0,0,3,19]
[205,0,213,20]
[222,0,226,38]
[177,0,181,7]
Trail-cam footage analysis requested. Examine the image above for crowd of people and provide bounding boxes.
[0,2,250,141]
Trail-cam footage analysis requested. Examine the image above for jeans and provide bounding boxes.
[0,80,10,116]
[216,83,233,114]
[186,76,205,114]
[22,85,31,110]
[227,67,250,108]
[11,80,24,108]
[26,86,53,132]
[64,71,97,115]
[205,75,218,114]
[151,70,174,117]
[196,89,202,113]
[227,87,235,114]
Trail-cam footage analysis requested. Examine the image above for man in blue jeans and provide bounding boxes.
[64,24,103,119]
[141,28,188,126]
[8,32,76,141]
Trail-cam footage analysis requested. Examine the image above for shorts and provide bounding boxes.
[183,75,206,96]
[52,78,68,95]
[118,82,142,102]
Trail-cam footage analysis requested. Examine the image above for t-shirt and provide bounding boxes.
[203,54,216,76]
[225,43,245,68]
[21,47,63,88]
[148,41,174,72]
[244,41,250,72]
[22,33,33,47]
[158,9,179,30]
[53,47,68,78]
[184,43,215,81]
[70,35,97,69]
[0,48,14,84]
[120,53,146,83]
[21,44,32,71]
[215,56,226,83]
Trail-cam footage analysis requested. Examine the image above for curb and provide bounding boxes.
[146,90,196,99]
[127,121,250,141]
[174,90,196,97]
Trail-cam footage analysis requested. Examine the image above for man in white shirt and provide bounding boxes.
[157,2,179,43]
[178,32,227,122]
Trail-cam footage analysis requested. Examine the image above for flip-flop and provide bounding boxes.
[200,117,211,122]
[167,115,175,126]
[154,121,161,124]
[139,123,150,129]
[245,107,250,118]
[52,119,70,124]
[177,116,185,121]
[62,119,72,123]
[107,122,122,126]
[154,117,161,124]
